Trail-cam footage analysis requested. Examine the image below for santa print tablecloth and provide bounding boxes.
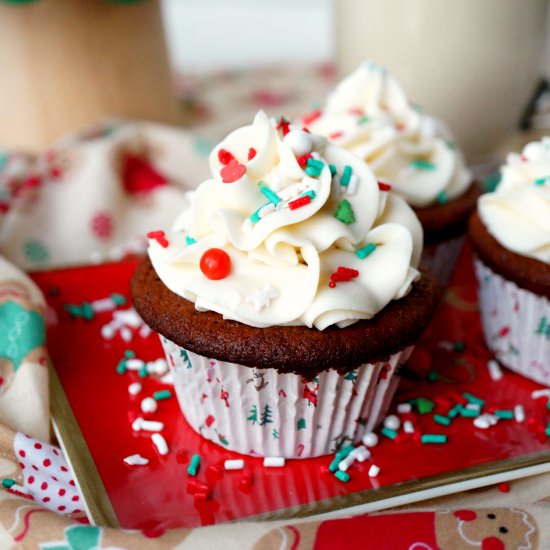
[0,65,548,548]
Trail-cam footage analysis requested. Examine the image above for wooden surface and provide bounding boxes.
[0,0,183,151]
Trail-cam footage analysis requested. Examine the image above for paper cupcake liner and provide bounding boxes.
[474,258,550,386]
[420,234,466,287]
[160,336,412,458]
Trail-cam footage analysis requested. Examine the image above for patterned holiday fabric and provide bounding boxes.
[0,66,548,547]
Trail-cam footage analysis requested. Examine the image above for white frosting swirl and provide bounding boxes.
[303,62,472,208]
[148,111,423,329]
[478,138,550,264]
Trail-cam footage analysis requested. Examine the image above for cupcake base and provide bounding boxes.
[161,336,412,459]
[474,259,550,385]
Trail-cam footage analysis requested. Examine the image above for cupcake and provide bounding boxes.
[131,111,439,458]
[301,61,478,285]
[469,138,550,385]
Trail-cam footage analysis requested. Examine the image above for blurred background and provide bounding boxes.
[2,0,550,164]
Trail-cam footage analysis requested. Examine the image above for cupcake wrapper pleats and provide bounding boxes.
[475,258,550,386]
[160,336,412,458]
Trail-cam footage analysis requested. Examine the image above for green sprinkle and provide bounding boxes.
[258,181,281,206]
[188,454,201,476]
[329,457,340,472]
[446,140,456,150]
[250,206,263,223]
[381,427,397,440]
[483,173,501,193]
[2,479,15,489]
[305,166,322,178]
[494,410,514,419]
[356,243,377,260]
[185,236,197,246]
[415,397,435,415]
[434,414,451,426]
[335,470,350,483]
[463,392,485,407]
[153,390,172,401]
[358,115,370,125]
[124,350,136,358]
[453,341,466,352]
[427,370,438,382]
[421,434,447,444]
[460,407,480,418]
[307,158,325,171]
[436,191,448,205]
[335,445,355,461]
[410,160,436,171]
[0,152,7,171]
[301,190,316,200]
[329,164,337,176]
[138,365,148,378]
[340,165,353,186]
[334,199,356,225]
[547,401,550,411]
[534,176,550,186]
[111,293,127,306]
[115,360,127,375]
[448,405,463,419]
[546,423,550,437]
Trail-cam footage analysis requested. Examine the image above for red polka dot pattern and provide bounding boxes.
[14,432,82,516]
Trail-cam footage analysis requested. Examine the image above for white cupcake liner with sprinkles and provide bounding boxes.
[474,259,550,386]
[420,234,466,287]
[160,336,412,459]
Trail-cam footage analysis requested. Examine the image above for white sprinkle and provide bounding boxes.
[532,389,550,399]
[368,464,380,477]
[514,405,525,423]
[397,403,412,414]
[384,415,400,431]
[403,420,415,434]
[438,340,455,351]
[224,459,244,470]
[346,174,358,195]
[128,382,142,396]
[126,358,145,371]
[465,403,481,411]
[114,308,142,328]
[147,358,168,376]
[139,324,152,338]
[160,371,175,385]
[473,414,499,430]
[487,359,503,381]
[263,456,285,468]
[141,397,158,414]
[362,432,379,447]
[258,202,276,219]
[120,327,133,342]
[352,446,371,463]
[242,218,254,233]
[338,456,354,472]
[101,325,116,340]
[278,181,308,202]
[91,297,117,313]
[151,433,169,455]
[123,454,149,466]
[132,417,164,432]
[283,129,313,157]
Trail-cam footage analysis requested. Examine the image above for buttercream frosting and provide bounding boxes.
[303,62,472,208]
[478,138,550,264]
[148,111,423,329]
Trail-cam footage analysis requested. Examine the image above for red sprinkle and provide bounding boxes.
[200,248,232,280]
[248,148,257,160]
[498,482,510,493]
[218,149,234,165]
[499,327,510,338]
[329,131,343,140]
[221,159,246,183]
[146,230,169,248]
[348,108,364,116]
[275,116,291,136]
[302,108,322,126]
[288,195,311,211]
[378,181,392,192]
[297,153,312,167]
[329,266,359,288]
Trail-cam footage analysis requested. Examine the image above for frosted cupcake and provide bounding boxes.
[132,111,439,458]
[302,61,478,285]
[469,138,550,385]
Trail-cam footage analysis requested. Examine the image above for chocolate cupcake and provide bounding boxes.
[469,138,550,385]
[132,112,439,458]
[301,61,478,286]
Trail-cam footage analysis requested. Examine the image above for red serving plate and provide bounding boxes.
[31,243,550,530]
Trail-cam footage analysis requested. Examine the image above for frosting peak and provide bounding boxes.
[148,111,423,329]
[303,62,472,208]
[478,138,550,264]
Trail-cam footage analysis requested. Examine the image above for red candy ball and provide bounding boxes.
[200,248,231,280]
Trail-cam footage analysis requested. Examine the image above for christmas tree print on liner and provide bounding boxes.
[247,404,274,426]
